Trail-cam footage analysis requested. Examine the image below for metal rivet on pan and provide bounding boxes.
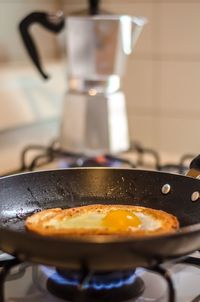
[191,191,200,202]
[161,184,171,194]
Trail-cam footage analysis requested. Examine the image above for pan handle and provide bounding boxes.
[187,154,200,178]
[190,155,200,171]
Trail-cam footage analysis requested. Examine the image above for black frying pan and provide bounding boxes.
[0,155,200,271]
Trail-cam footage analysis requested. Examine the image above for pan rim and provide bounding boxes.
[0,166,192,180]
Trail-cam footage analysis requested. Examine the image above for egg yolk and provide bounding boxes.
[102,209,141,230]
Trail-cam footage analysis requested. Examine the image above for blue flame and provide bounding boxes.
[41,266,137,290]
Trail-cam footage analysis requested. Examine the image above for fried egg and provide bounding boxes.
[25,204,179,237]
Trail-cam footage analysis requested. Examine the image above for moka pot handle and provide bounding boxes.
[19,11,65,80]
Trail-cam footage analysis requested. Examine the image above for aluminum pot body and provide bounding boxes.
[66,15,146,93]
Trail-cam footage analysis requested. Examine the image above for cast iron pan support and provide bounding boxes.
[141,150,200,302]
[151,265,175,302]
[0,256,176,302]
[127,246,176,302]
[146,255,200,302]
[0,256,200,301]
[0,260,176,302]
[73,266,93,302]
[0,257,21,302]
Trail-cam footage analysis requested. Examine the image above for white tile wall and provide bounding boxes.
[158,2,200,56]
[1,0,200,157]
[160,61,200,115]
[158,115,200,155]
[100,0,200,156]
[122,59,155,111]
[128,114,159,149]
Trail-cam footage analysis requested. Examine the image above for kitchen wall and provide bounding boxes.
[100,0,200,157]
[1,0,200,157]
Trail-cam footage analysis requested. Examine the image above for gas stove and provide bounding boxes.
[1,140,200,302]
[2,254,200,302]
[2,139,195,176]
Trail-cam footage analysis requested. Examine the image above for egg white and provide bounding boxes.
[43,211,161,231]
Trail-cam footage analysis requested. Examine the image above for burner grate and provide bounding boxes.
[1,255,200,302]
[2,139,195,176]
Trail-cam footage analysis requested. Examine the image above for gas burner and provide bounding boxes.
[2,255,200,302]
[41,267,144,302]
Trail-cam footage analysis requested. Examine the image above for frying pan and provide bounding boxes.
[0,155,200,272]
